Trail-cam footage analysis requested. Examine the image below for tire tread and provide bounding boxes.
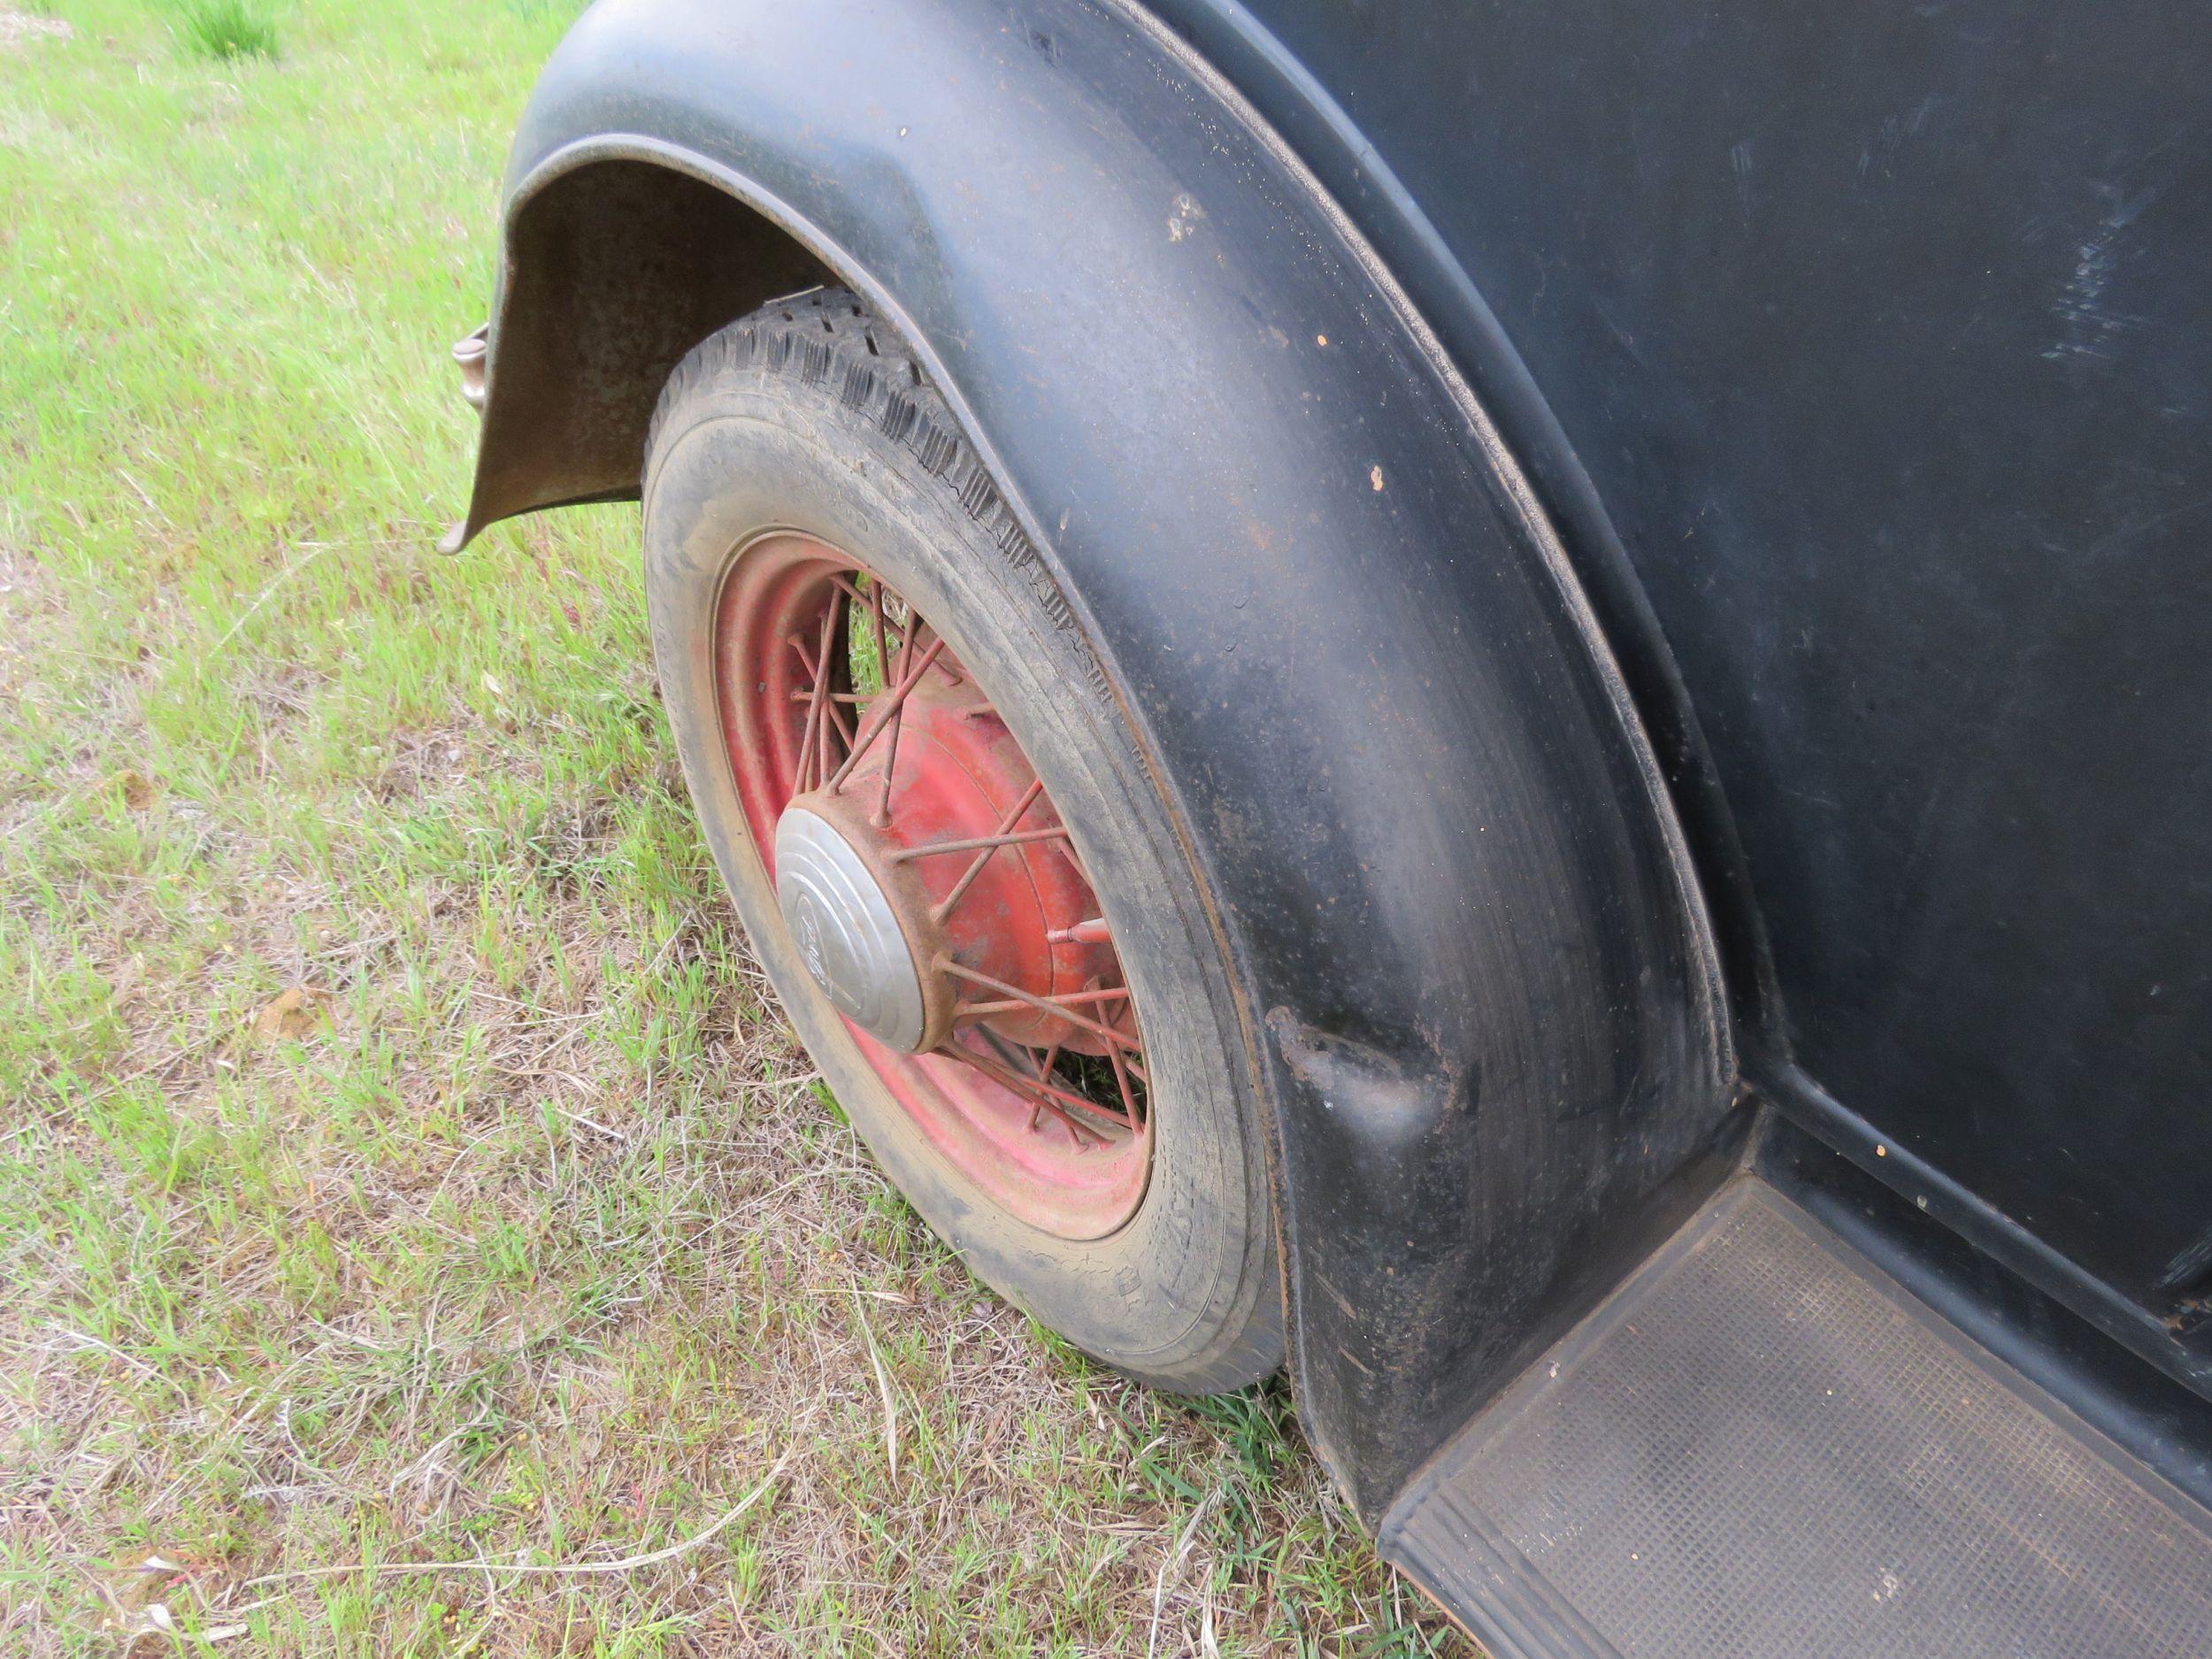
[649,291,1104,697]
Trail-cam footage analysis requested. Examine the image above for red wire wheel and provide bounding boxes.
[710,531,1151,1239]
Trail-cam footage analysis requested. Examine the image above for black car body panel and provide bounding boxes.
[1162,0,2212,1384]
[449,0,2212,1628]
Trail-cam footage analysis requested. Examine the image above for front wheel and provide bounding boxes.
[641,289,1281,1393]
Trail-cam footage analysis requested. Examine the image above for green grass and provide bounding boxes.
[0,2,1467,1652]
[168,0,279,61]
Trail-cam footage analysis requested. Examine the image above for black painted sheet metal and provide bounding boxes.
[1191,0,2212,1339]
[1383,1180,2212,1659]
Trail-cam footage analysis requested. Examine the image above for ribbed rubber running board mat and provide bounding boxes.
[1380,1180,2212,1659]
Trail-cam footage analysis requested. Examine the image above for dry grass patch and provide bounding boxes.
[0,10,73,50]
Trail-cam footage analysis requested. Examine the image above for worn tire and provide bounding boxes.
[641,288,1282,1393]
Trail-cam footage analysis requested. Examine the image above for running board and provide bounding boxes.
[1379,1179,2212,1659]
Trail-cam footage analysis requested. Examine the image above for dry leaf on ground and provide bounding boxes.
[251,985,334,1043]
[110,769,156,809]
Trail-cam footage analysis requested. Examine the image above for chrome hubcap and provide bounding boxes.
[773,803,930,1053]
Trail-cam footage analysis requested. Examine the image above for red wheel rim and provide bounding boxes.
[711,532,1151,1239]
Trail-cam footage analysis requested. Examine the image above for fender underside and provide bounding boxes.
[452,0,1736,1518]
[444,157,832,547]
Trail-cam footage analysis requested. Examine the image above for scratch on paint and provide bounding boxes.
[2047,184,2159,363]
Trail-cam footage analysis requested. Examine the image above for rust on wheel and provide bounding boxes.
[711,532,1150,1240]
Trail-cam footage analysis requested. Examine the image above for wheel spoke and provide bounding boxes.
[1057,833,1094,889]
[866,580,891,683]
[904,612,962,687]
[940,1036,1110,1147]
[935,958,1143,1056]
[888,824,1068,864]
[823,587,851,778]
[912,780,1048,921]
[790,641,860,755]
[1026,1042,1064,1131]
[867,581,902,826]
[951,985,1132,1022]
[789,636,822,791]
[791,588,844,791]
[826,571,874,625]
[1104,1036,1144,1133]
[824,636,947,792]
[831,572,919,674]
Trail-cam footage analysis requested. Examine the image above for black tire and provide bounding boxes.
[641,288,1282,1393]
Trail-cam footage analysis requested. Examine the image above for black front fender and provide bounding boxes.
[457,0,1736,1517]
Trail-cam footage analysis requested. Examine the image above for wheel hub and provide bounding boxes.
[773,804,932,1052]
